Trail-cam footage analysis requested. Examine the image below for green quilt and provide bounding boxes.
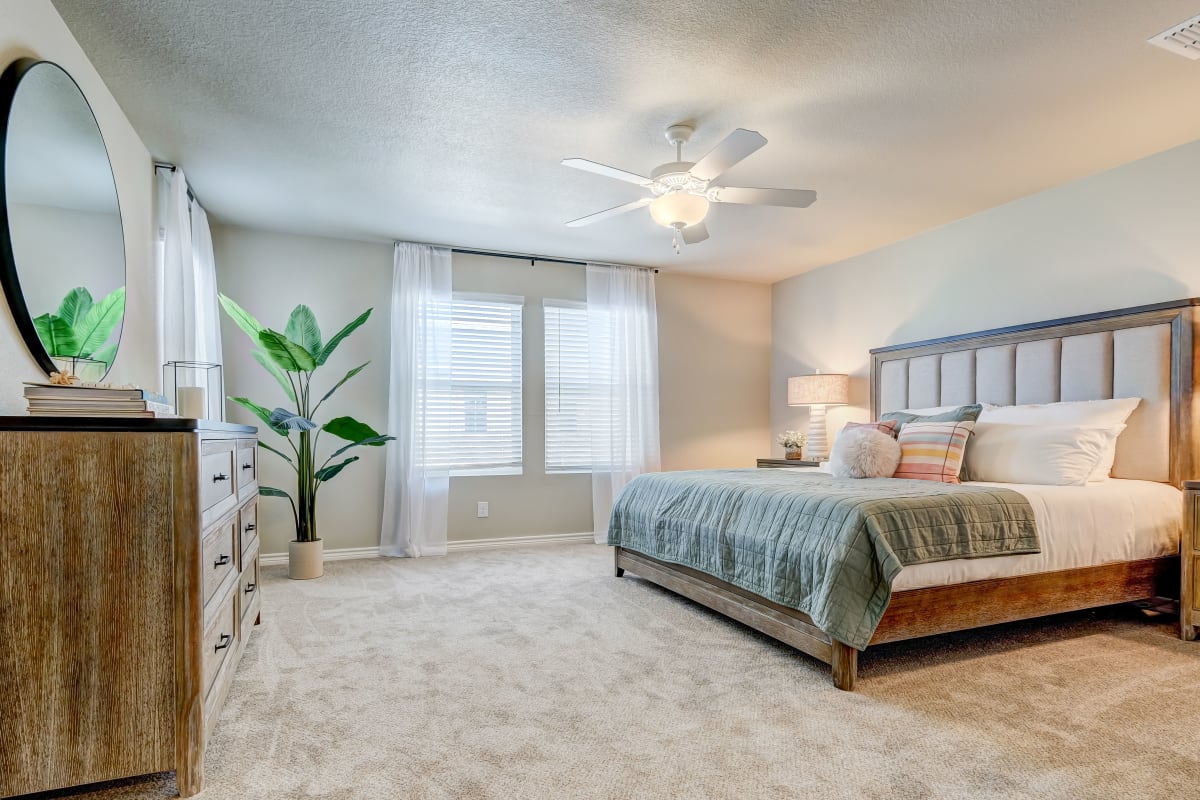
[607,469,1039,649]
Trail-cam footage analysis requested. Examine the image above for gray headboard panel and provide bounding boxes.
[869,300,1199,486]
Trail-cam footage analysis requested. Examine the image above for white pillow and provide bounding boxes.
[964,423,1125,486]
[829,428,902,479]
[977,398,1140,481]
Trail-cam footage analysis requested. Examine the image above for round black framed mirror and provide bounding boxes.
[0,58,126,382]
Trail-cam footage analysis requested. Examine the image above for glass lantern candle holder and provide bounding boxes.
[52,355,109,384]
[163,361,223,420]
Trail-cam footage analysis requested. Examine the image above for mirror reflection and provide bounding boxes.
[2,60,125,382]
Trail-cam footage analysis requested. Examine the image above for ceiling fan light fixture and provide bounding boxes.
[649,192,709,229]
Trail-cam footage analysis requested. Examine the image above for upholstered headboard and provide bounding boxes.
[870,300,1199,486]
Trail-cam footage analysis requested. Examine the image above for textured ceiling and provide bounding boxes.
[51,0,1200,282]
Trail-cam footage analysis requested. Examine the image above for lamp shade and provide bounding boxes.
[787,373,849,406]
[649,192,709,228]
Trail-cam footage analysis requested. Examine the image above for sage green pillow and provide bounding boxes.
[879,404,983,432]
[879,405,983,479]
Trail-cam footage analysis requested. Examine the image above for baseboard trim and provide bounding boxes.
[259,546,380,567]
[259,532,596,565]
[446,531,595,552]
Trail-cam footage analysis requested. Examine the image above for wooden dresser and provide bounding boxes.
[0,418,261,798]
[1183,480,1199,641]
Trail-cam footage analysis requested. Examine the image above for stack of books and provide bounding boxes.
[24,383,176,418]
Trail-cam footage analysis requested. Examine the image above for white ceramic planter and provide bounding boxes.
[288,539,324,580]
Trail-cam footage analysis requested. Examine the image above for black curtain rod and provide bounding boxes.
[448,246,658,273]
[153,162,197,204]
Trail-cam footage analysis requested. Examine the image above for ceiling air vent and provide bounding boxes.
[1148,13,1200,59]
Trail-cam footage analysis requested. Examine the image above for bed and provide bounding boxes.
[612,299,1200,690]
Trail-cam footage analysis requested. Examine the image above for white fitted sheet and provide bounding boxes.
[892,478,1182,591]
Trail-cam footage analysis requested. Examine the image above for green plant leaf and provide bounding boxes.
[73,287,126,356]
[258,485,292,499]
[218,294,264,342]
[56,287,93,327]
[33,313,80,357]
[258,329,316,372]
[229,396,287,436]
[322,415,381,443]
[327,434,394,460]
[257,440,294,464]
[251,349,297,402]
[315,455,359,482]
[284,304,323,355]
[316,308,371,365]
[269,407,318,431]
[318,362,369,405]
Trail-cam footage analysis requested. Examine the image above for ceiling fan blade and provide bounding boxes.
[710,187,817,208]
[565,197,652,227]
[680,222,709,245]
[688,129,767,182]
[561,158,651,186]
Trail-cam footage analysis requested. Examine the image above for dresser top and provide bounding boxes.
[1185,480,1200,491]
[0,416,257,434]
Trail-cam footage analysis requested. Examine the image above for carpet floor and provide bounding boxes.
[35,543,1200,799]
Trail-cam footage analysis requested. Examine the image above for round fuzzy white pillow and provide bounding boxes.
[829,427,901,479]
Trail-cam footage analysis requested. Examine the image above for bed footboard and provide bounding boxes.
[613,547,858,690]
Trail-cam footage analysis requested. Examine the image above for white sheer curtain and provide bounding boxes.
[587,263,661,543]
[380,242,453,557]
[156,167,222,367]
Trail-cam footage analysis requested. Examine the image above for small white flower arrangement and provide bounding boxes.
[777,430,808,449]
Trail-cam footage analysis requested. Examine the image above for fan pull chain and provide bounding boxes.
[672,229,681,254]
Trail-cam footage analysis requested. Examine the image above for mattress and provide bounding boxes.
[892,478,1182,591]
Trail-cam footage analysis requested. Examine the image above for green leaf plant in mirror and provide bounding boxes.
[34,285,126,376]
[219,294,394,543]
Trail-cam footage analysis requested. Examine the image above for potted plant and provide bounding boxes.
[34,285,126,380]
[219,295,393,579]
[777,430,808,460]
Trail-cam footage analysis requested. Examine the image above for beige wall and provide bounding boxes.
[657,273,771,471]
[213,226,772,556]
[771,138,1200,452]
[0,0,156,412]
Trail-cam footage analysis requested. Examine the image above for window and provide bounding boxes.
[424,293,523,476]
[544,301,591,472]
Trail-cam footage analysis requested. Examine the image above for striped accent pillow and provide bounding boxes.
[894,421,976,483]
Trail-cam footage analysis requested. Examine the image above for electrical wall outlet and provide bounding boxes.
[476,501,489,518]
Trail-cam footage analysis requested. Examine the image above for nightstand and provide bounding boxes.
[1183,481,1199,641]
[757,458,822,468]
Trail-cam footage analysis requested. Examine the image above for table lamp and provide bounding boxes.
[787,372,850,461]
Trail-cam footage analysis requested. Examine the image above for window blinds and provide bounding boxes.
[543,301,591,472]
[422,293,524,476]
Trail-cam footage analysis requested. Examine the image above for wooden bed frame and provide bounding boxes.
[615,299,1200,690]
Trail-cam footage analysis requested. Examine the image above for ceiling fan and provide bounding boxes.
[561,124,817,253]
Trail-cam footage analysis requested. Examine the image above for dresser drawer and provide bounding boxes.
[201,586,238,701]
[236,441,257,493]
[1193,497,1199,551]
[1192,555,1200,612]
[239,501,259,560]
[239,547,261,631]
[202,517,238,610]
[200,444,236,512]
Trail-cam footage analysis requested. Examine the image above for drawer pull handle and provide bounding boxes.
[213,554,231,568]
[213,473,230,483]
[242,462,253,470]
[245,582,256,594]
[245,523,257,532]
[214,633,233,652]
